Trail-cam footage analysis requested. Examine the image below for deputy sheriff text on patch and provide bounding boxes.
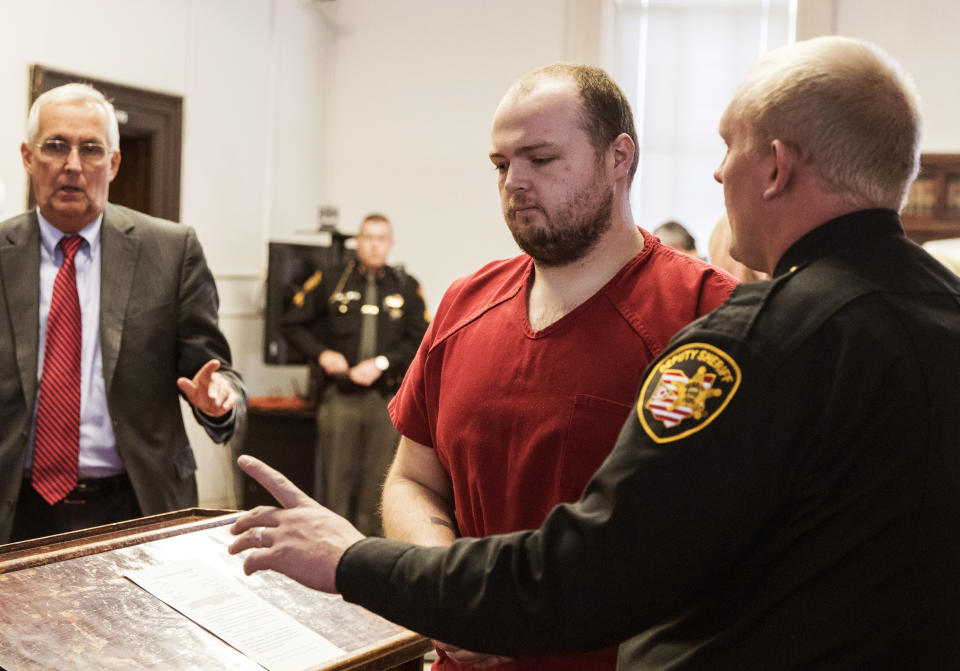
[638,342,741,443]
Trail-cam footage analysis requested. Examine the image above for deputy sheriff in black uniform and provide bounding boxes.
[231,39,960,669]
[281,213,428,536]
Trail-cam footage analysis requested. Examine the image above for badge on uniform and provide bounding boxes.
[384,293,405,319]
[637,342,741,443]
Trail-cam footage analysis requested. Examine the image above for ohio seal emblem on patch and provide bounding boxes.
[638,342,741,443]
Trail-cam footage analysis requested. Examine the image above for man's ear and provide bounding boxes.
[763,139,800,200]
[21,142,34,175]
[609,132,636,181]
[108,149,122,183]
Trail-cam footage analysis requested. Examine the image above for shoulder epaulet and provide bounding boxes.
[291,269,323,307]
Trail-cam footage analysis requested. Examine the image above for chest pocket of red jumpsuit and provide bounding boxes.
[557,393,634,501]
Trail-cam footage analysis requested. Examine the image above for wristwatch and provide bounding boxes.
[374,355,390,371]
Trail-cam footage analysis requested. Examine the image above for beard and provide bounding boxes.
[505,175,614,267]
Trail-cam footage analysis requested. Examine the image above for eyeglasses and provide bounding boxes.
[34,139,111,165]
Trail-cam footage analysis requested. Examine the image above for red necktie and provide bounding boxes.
[32,235,84,505]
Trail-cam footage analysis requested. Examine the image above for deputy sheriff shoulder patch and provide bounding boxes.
[292,270,323,307]
[638,342,741,443]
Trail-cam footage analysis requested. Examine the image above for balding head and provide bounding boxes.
[503,63,640,183]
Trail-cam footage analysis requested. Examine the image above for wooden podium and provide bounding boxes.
[0,509,430,670]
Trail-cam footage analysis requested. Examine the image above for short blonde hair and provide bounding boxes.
[732,36,921,210]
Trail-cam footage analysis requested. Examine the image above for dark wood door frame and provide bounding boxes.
[28,65,183,222]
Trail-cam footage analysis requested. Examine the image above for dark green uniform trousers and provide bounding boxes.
[316,385,399,536]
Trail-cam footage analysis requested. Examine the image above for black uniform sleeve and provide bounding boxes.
[279,271,333,361]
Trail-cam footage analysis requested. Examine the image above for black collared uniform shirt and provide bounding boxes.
[281,261,429,393]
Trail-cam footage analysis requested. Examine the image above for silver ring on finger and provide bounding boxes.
[254,526,264,547]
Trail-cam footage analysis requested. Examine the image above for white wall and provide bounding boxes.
[320,0,601,313]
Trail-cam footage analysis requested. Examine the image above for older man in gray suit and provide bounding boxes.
[0,83,246,543]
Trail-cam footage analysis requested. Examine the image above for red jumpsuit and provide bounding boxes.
[390,230,736,671]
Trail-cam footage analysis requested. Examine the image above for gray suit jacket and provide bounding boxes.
[0,203,246,543]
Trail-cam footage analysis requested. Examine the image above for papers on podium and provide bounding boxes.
[127,558,344,671]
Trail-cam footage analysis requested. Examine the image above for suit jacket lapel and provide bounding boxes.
[100,204,138,394]
[0,212,41,407]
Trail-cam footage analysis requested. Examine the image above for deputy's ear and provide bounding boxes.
[763,139,799,200]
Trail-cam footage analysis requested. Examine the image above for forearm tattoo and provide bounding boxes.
[429,516,455,531]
